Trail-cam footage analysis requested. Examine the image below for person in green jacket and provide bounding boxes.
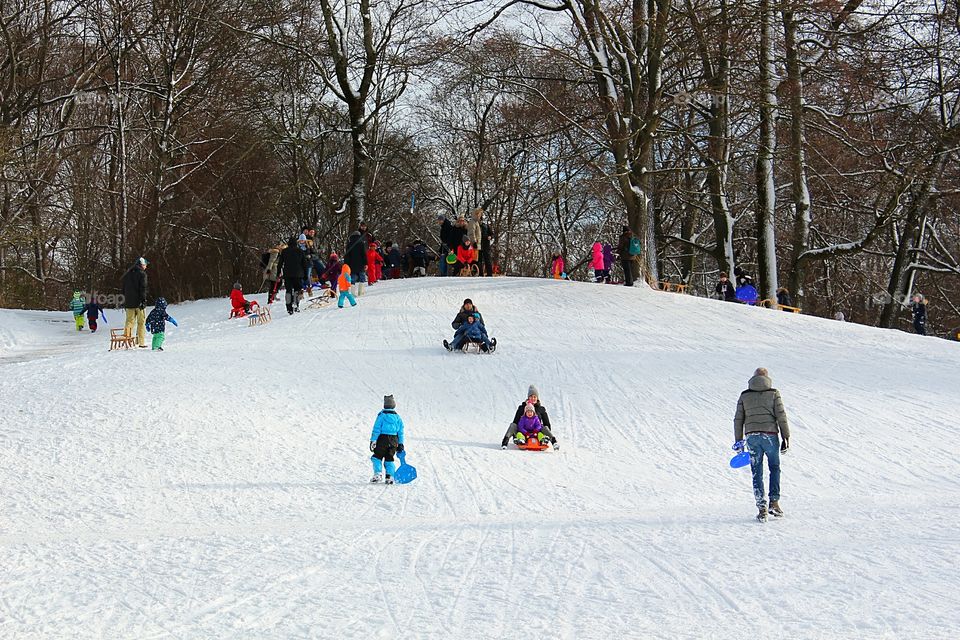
[733,368,791,521]
[69,291,86,331]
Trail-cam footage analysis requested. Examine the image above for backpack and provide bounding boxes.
[628,236,642,257]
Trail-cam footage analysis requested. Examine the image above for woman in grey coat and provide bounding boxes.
[734,368,791,521]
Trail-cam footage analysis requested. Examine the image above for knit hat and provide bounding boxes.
[527,385,539,399]
[138,257,149,267]
[233,282,242,290]
[463,298,473,305]
[524,403,536,414]
[329,252,338,260]
[383,395,396,410]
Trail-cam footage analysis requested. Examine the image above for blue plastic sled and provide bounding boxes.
[729,450,751,468]
[394,451,417,484]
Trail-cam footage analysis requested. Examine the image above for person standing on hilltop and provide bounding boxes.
[121,257,149,348]
[277,237,308,315]
[911,294,927,336]
[616,226,637,287]
[345,224,369,295]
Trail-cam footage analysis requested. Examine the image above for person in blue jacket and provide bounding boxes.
[444,312,495,353]
[145,298,178,351]
[369,395,405,484]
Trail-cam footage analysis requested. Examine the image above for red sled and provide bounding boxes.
[516,436,550,451]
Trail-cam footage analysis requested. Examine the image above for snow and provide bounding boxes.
[1,277,958,639]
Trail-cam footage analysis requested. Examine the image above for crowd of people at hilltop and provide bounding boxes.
[64,208,942,347]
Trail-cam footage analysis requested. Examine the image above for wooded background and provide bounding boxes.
[0,1,957,336]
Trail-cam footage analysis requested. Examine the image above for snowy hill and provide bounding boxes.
[1,278,958,639]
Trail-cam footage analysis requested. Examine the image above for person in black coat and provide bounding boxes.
[715,272,738,302]
[277,237,308,314]
[345,228,368,286]
[437,214,462,277]
[776,287,792,310]
[501,385,558,450]
[121,257,149,347]
[478,212,494,277]
[616,226,635,287]
[911,295,927,336]
[451,298,484,330]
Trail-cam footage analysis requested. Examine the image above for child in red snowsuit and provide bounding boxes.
[366,242,385,284]
[230,283,257,315]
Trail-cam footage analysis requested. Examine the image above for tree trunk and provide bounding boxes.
[782,6,813,306]
[755,0,779,301]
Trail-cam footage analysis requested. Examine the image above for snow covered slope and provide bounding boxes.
[1,278,958,639]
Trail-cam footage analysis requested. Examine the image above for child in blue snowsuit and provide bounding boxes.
[369,395,405,484]
[145,297,178,351]
[450,313,493,352]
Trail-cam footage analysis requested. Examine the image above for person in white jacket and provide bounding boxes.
[467,208,482,246]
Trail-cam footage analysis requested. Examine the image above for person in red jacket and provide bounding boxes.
[456,239,477,275]
[366,242,385,285]
[230,282,257,315]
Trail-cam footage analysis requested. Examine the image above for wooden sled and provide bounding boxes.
[248,306,272,327]
[109,328,136,351]
[306,289,336,309]
[658,281,689,294]
[517,436,550,451]
[459,264,480,277]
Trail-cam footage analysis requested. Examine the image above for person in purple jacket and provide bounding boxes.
[602,242,615,283]
[501,396,558,450]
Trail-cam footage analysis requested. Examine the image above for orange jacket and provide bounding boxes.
[338,264,352,292]
[457,244,476,263]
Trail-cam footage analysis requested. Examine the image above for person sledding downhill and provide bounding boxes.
[733,367,791,522]
[501,385,558,450]
[369,395,405,484]
[443,298,496,353]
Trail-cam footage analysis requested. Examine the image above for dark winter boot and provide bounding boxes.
[552,439,559,451]
[501,437,509,450]
[769,501,783,517]
[443,339,453,352]
[490,338,497,353]
[384,475,394,485]
[757,504,768,523]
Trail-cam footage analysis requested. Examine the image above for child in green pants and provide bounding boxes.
[69,291,85,331]
[145,298,178,351]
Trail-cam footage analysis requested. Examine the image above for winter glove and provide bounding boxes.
[780,438,789,454]
[732,440,746,453]
[397,443,404,453]
[369,441,376,452]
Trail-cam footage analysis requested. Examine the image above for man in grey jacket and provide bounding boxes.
[734,368,791,521]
